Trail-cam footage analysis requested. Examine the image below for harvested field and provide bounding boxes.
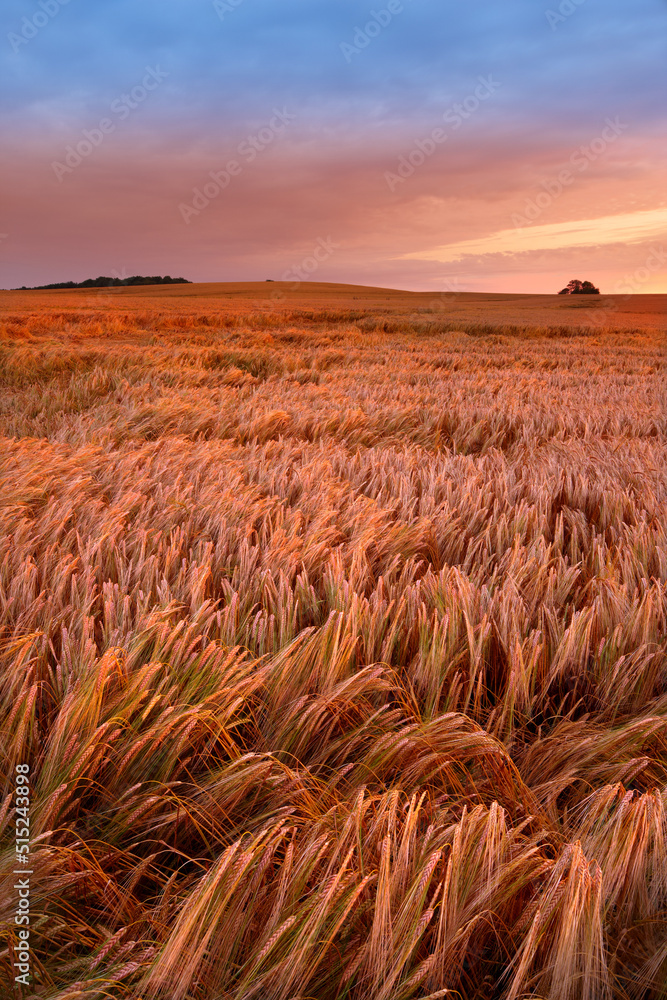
[1,283,666,999]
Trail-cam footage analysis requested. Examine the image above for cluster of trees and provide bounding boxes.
[558,279,600,295]
[16,275,191,290]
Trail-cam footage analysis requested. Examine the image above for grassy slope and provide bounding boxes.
[2,281,667,330]
[0,286,666,999]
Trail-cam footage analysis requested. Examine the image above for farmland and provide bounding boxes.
[0,283,666,999]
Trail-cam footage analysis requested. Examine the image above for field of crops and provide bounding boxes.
[1,285,666,999]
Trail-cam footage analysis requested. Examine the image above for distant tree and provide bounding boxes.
[14,275,192,291]
[558,279,600,295]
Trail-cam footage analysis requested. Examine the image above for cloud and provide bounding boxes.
[399,208,667,263]
[2,0,667,291]
[2,0,666,133]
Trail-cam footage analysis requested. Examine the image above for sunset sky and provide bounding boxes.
[2,0,666,293]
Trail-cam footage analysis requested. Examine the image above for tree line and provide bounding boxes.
[15,275,192,290]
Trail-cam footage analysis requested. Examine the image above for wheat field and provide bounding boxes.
[1,284,666,999]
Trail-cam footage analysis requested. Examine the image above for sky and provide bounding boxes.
[1,0,666,293]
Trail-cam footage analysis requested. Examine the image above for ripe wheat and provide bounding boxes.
[0,293,665,998]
